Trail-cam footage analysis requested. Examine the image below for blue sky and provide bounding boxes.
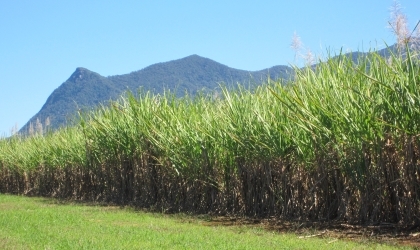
[1,0,419,136]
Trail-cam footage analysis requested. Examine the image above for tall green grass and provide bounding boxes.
[0,46,419,225]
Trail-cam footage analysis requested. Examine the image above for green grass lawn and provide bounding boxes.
[0,194,410,249]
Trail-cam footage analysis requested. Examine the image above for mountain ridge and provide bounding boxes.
[20,43,417,134]
[20,54,292,133]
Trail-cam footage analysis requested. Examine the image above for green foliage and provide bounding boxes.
[1,45,420,225]
[19,56,292,134]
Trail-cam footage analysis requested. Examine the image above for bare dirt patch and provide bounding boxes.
[0,236,25,250]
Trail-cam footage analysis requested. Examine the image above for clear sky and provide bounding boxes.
[1,0,419,136]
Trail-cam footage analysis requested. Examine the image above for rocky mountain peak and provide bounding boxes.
[68,67,92,82]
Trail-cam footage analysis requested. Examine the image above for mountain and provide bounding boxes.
[29,67,124,131]
[20,42,419,134]
[20,55,293,133]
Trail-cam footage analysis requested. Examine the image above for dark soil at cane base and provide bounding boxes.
[196,216,420,248]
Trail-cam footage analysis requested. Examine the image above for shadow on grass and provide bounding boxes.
[26,194,420,249]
